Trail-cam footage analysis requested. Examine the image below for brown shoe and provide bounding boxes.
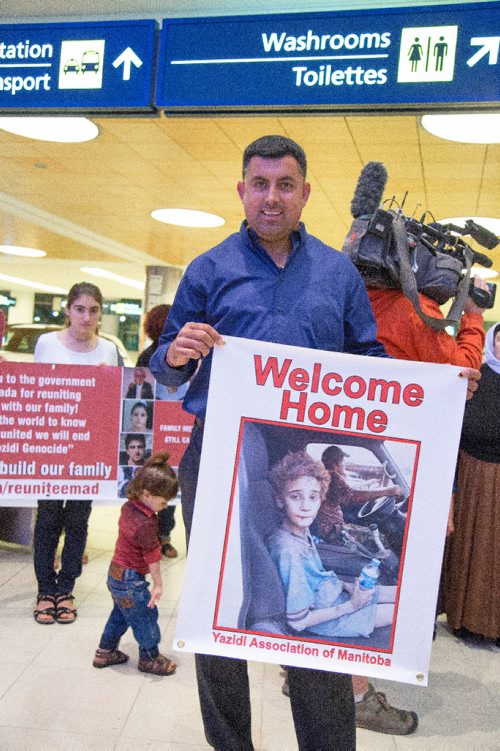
[161,542,178,558]
[138,653,176,676]
[355,683,418,735]
[93,648,129,669]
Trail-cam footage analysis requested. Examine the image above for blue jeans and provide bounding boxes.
[99,568,161,660]
[33,500,92,595]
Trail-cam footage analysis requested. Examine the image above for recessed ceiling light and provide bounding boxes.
[0,273,66,293]
[421,114,500,144]
[0,245,46,257]
[151,208,225,228]
[80,267,145,290]
[0,116,99,143]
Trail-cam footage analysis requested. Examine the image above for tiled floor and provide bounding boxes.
[0,506,499,750]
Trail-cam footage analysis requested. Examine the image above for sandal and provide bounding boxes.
[34,594,57,625]
[55,593,77,624]
[138,653,177,676]
[93,648,129,669]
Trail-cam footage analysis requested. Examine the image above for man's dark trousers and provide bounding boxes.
[178,422,356,751]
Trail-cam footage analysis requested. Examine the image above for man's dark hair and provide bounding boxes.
[125,432,146,449]
[321,445,347,469]
[242,135,307,179]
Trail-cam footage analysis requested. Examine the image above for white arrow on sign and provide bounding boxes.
[112,47,143,80]
[466,36,500,67]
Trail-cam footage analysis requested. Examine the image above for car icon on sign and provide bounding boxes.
[63,58,80,74]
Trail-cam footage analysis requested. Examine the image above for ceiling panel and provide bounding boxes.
[0,0,496,317]
[0,112,498,309]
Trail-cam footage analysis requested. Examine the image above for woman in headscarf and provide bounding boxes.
[443,323,500,645]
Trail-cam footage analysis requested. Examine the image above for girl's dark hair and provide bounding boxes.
[270,450,330,502]
[127,450,178,501]
[67,282,103,308]
[65,282,103,328]
[144,304,171,343]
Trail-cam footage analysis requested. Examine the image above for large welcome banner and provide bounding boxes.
[174,336,467,685]
[0,363,193,506]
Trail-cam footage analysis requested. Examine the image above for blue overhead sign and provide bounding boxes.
[0,20,156,112]
[156,3,500,112]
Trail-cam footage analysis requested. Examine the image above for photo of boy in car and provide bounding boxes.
[266,450,397,642]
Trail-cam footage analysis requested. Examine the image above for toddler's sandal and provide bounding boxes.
[93,648,129,668]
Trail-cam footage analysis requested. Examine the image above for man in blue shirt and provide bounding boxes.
[150,135,395,750]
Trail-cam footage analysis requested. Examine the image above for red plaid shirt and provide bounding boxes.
[112,499,161,574]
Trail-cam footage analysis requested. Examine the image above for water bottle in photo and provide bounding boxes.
[359,558,381,590]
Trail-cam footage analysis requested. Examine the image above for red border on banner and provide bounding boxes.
[213,416,421,656]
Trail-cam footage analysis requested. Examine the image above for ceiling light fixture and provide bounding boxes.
[80,267,145,291]
[0,245,46,257]
[0,273,67,293]
[0,116,99,143]
[421,113,500,144]
[151,208,225,228]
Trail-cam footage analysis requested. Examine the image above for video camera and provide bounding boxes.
[343,162,498,330]
[402,215,497,309]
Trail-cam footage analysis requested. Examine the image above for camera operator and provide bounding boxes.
[349,272,486,735]
[342,161,487,733]
[366,274,487,370]
[367,274,487,538]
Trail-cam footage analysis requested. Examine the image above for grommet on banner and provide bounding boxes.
[177,640,185,648]
[416,673,425,682]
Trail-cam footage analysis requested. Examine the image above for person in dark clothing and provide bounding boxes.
[443,323,500,644]
[150,135,480,750]
[150,134,391,751]
[136,305,171,368]
[137,305,185,557]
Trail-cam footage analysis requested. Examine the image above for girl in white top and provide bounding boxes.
[34,329,117,365]
[34,293,117,366]
[33,282,118,625]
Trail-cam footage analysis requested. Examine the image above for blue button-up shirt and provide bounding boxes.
[150,222,386,418]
